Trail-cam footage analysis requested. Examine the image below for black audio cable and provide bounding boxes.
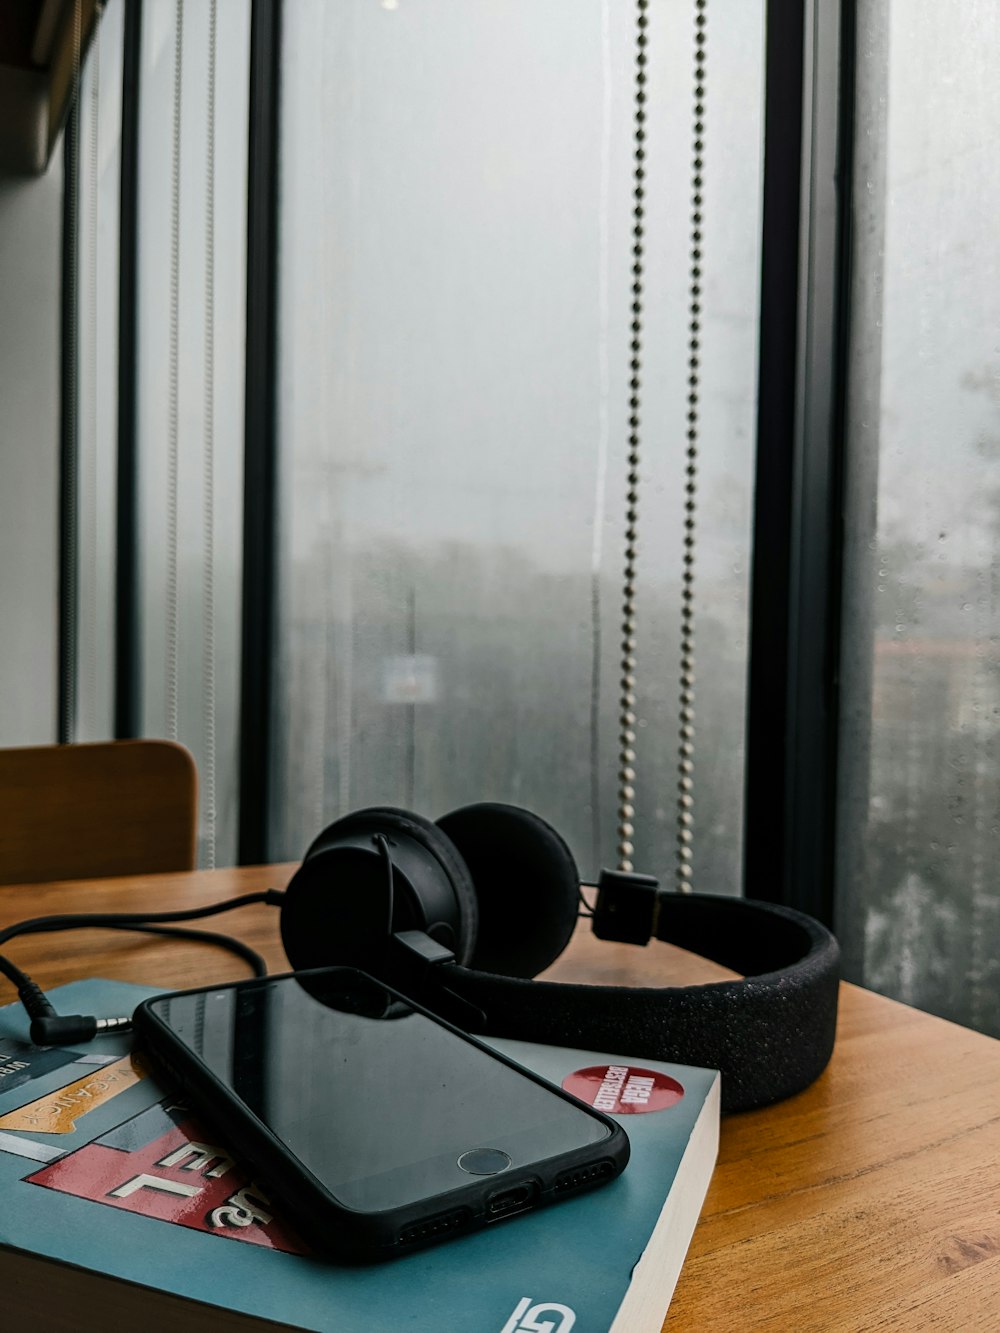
[0,889,285,1046]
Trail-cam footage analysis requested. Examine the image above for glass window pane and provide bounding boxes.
[838,2,1000,1034]
[274,1,763,889]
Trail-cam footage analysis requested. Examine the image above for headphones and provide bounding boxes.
[279,802,840,1114]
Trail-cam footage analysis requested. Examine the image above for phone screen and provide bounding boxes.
[144,970,612,1213]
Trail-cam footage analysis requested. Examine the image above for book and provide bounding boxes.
[0,978,719,1332]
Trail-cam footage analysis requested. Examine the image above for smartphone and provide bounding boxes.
[133,967,629,1261]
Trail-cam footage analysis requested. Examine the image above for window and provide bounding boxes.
[272,0,765,887]
[47,0,1000,1039]
[837,1,1000,1034]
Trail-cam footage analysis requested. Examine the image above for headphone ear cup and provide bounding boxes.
[435,803,580,978]
[361,808,479,965]
[280,807,479,971]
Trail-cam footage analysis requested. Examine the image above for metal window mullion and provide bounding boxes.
[238,0,282,865]
[832,0,884,975]
[743,0,854,924]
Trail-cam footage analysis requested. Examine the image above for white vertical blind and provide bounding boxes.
[75,0,124,743]
[133,0,251,866]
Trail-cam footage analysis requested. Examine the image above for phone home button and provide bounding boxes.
[457,1147,512,1176]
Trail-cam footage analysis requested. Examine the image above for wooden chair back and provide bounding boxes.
[0,741,198,884]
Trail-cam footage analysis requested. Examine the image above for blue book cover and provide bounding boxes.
[0,980,719,1332]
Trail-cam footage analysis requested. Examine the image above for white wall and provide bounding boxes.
[0,154,63,746]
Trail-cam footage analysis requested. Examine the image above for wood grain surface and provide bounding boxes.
[2,865,998,1331]
[0,741,197,884]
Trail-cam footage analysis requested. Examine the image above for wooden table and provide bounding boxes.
[3,865,999,1331]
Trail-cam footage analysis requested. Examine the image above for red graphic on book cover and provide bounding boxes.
[27,1098,306,1253]
[563,1064,684,1114]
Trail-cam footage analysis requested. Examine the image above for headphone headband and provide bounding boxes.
[441,893,839,1113]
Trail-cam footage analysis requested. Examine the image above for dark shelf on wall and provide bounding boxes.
[0,0,102,177]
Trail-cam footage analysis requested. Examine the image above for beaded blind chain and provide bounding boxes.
[616,0,704,888]
[615,0,649,873]
[676,0,705,894]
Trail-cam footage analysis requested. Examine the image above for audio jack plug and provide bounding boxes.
[17,976,132,1045]
[29,1013,133,1046]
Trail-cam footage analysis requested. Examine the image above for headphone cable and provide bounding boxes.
[0,888,284,1046]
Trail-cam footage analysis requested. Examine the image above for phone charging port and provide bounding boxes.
[486,1183,537,1222]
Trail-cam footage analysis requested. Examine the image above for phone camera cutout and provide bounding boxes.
[457,1147,512,1176]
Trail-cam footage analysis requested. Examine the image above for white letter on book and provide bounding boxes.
[110,1172,201,1198]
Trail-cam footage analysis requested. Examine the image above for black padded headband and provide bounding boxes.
[441,894,840,1113]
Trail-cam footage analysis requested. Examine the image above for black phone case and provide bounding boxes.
[132,966,630,1262]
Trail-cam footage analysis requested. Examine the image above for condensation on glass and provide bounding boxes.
[136,0,250,866]
[838,3,1000,1035]
[274,1,764,887]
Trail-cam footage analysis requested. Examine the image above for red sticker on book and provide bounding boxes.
[563,1065,684,1114]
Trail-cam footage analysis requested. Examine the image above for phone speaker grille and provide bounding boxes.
[553,1159,616,1194]
[397,1207,471,1247]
